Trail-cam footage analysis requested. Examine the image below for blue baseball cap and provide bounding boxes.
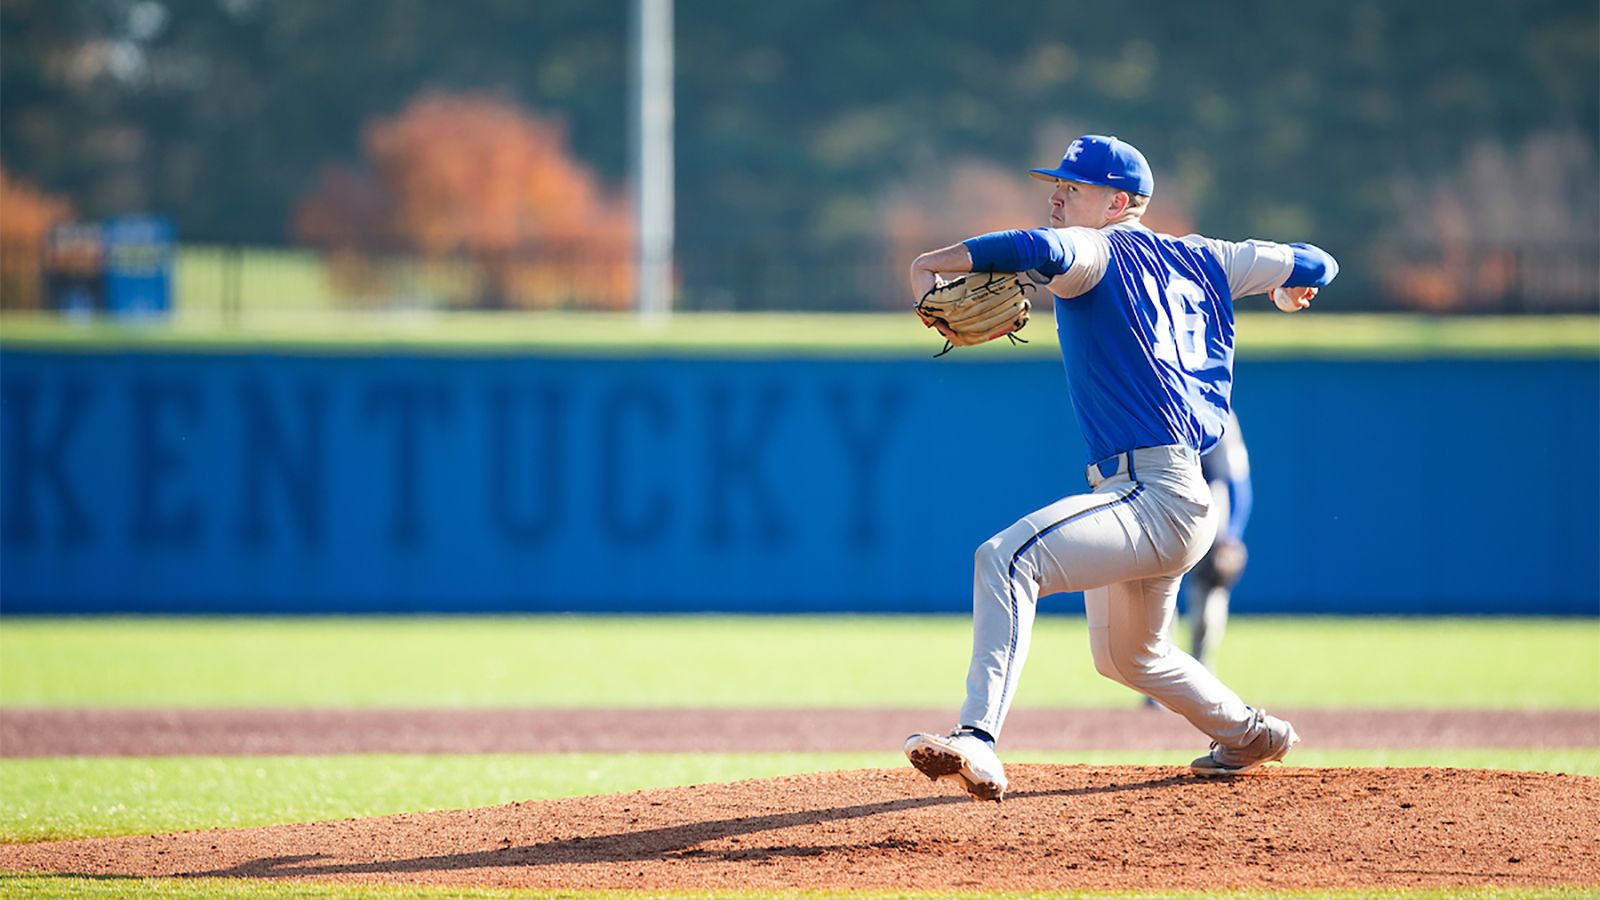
[1028,135,1154,197]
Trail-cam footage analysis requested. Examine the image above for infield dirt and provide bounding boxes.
[2,765,1596,892]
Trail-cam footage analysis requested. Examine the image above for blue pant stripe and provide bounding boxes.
[995,483,1145,726]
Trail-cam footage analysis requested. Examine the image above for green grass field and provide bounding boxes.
[2,614,1597,898]
[3,309,1597,358]
[2,616,1595,709]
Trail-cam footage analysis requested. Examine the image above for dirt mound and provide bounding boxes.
[2,766,1596,892]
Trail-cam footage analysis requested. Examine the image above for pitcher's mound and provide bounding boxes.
[2,765,1596,892]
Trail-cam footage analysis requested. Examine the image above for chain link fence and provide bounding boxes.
[2,238,1596,319]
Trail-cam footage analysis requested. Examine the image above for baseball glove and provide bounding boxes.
[915,271,1033,357]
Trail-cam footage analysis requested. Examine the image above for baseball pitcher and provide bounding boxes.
[903,134,1338,801]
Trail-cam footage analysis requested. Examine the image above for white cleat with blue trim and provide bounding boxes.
[904,729,1008,802]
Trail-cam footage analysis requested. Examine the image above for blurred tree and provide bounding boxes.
[0,163,73,243]
[0,163,74,309]
[0,0,627,243]
[1382,130,1599,311]
[292,92,633,309]
[3,0,1594,311]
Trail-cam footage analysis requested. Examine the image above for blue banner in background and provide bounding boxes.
[101,216,174,318]
[2,351,1596,615]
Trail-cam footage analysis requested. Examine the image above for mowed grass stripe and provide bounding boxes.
[2,616,1595,710]
[2,311,1596,357]
[2,750,1598,845]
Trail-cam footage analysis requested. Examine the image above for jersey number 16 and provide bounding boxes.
[1144,272,1209,370]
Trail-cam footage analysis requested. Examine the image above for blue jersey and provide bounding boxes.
[1047,225,1294,463]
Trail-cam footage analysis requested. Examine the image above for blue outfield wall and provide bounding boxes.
[1,349,1596,615]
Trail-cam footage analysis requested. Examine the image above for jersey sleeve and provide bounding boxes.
[1183,236,1295,298]
[1044,227,1111,299]
[1283,242,1340,288]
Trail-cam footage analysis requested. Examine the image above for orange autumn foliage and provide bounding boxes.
[0,164,75,309]
[294,93,634,309]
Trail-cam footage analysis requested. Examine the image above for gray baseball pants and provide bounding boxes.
[958,444,1260,749]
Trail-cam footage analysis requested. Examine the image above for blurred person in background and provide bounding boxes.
[1187,409,1252,672]
[901,134,1338,801]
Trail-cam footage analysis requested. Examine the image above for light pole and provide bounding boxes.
[631,0,674,320]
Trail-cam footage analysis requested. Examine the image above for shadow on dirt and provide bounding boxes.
[190,773,1194,878]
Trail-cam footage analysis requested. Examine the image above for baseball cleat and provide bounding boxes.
[904,729,1007,802]
[1190,709,1299,776]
